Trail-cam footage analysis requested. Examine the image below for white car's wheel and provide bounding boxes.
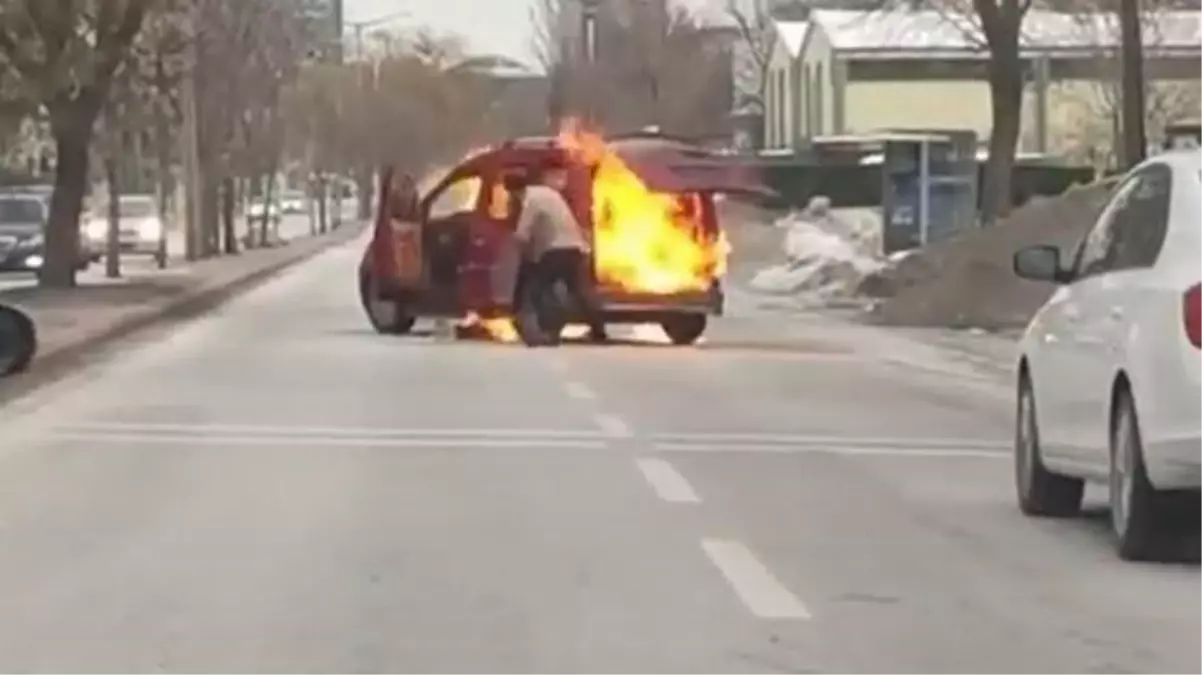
[1015,373,1084,517]
[1110,390,1169,561]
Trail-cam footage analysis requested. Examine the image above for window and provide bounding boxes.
[1107,164,1172,271]
[119,198,157,218]
[0,197,43,224]
[815,63,825,136]
[426,175,482,220]
[1071,176,1139,279]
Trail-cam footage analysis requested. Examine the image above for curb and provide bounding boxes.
[0,223,365,403]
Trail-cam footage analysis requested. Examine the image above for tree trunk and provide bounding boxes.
[41,108,96,289]
[221,176,238,255]
[317,176,328,235]
[980,47,1024,226]
[104,156,122,279]
[1118,0,1147,170]
[356,165,373,220]
[260,170,277,246]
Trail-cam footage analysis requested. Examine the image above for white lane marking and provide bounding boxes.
[636,457,700,503]
[593,413,633,438]
[50,421,609,440]
[701,539,811,620]
[653,432,1008,451]
[38,431,607,450]
[563,381,597,401]
[656,442,1007,459]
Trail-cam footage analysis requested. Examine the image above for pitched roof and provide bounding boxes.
[803,8,1200,58]
[775,20,811,58]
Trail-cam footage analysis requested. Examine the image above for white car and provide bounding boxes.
[83,195,168,268]
[1012,149,1200,561]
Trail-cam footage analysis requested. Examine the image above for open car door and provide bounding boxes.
[369,166,423,291]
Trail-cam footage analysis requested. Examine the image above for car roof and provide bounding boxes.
[443,133,770,197]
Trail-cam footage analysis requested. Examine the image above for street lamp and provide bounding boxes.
[346,10,410,63]
[580,0,601,124]
[581,0,600,65]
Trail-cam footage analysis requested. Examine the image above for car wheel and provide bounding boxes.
[1110,390,1169,561]
[359,273,414,335]
[1015,373,1084,517]
[660,314,707,345]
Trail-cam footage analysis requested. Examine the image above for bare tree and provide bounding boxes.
[725,0,778,114]
[0,0,154,287]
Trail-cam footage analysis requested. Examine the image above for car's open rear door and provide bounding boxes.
[370,166,423,290]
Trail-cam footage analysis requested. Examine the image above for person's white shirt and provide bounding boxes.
[513,185,590,260]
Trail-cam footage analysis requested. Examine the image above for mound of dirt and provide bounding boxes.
[859,178,1119,331]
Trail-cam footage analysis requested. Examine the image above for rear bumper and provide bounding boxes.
[596,285,724,322]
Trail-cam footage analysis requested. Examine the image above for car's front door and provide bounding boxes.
[1042,178,1139,473]
[420,172,492,314]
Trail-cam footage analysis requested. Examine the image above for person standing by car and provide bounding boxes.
[512,166,607,344]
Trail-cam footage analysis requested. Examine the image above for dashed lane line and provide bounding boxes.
[701,538,811,620]
[635,457,701,503]
[656,442,1007,459]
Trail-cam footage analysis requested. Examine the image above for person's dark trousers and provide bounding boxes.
[533,248,608,340]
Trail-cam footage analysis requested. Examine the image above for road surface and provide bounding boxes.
[0,235,1196,673]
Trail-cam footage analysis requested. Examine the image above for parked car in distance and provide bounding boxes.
[1011,149,1200,561]
[0,193,50,273]
[280,191,307,215]
[247,196,282,224]
[83,194,168,268]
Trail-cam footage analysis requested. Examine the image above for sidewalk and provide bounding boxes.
[1,220,365,383]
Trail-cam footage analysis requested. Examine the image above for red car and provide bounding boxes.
[358,131,765,345]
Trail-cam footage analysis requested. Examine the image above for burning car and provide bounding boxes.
[358,127,767,345]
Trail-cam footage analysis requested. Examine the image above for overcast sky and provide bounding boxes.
[343,0,725,69]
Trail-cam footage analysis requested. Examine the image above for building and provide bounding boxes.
[761,8,1202,161]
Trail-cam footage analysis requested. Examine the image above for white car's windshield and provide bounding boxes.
[0,197,44,224]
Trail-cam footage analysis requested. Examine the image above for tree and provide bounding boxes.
[725,0,778,115]
[0,0,154,288]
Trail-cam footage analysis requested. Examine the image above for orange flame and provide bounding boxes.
[557,120,728,294]
[461,312,519,343]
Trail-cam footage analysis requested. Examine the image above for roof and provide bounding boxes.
[794,8,1201,59]
[775,21,811,59]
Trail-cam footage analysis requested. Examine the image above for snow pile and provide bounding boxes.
[748,197,885,307]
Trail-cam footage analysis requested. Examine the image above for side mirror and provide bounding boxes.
[0,303,37,377]
[1013,245,1070,284]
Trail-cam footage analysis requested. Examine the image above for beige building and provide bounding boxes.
[763,8,1201,163]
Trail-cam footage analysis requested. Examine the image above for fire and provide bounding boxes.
[557,121,728,294]
[460,312,519,343]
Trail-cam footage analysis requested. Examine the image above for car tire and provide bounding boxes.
[1015,373,1084,517]
[0,305,36,376]
[359,273,414,335]
[1110,390,1170,561]
[660,314,707,346]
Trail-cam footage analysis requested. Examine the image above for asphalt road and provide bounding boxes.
[0,235,1197,673]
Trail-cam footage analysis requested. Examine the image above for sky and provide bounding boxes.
[343,0,725,70]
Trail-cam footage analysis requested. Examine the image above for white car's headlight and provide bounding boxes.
[85,219,107,239]
[138,218,162,240]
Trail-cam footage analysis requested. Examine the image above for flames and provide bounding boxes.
[557,121,729,295]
